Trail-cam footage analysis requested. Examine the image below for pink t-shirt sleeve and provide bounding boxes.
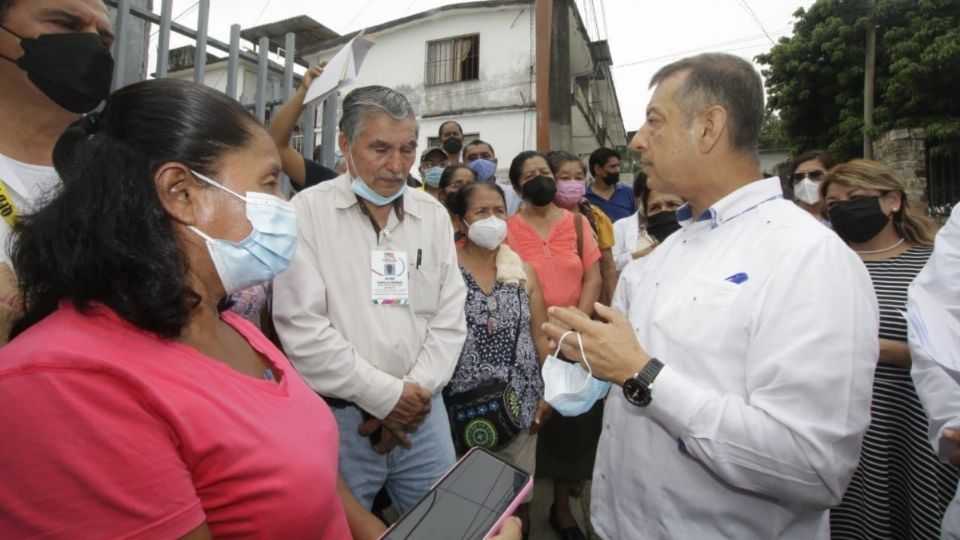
[0,366,205,540]
[578,214,602,270]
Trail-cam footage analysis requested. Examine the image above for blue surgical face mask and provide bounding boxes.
[542,331,612,416]
[467,158,497,183]
[188,170,298,295]
[347,149,407,206]
[423,166,444,188]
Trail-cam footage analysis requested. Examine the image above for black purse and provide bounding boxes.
[445,287,525,454]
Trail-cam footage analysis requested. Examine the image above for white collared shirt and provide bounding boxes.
[908,204,960,538]
[593,177,878,539]
[612,211,655,272]
[272,174,467,419]
[0,153,60,265]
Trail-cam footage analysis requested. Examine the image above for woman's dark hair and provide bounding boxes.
[449,182,506,220]
[438,164,477,191]
[783,150,835,201]
[787,150,835,182]
[637,177,654,214]
[632,172,647,199]
[11,78,261,339]
[508,150,548,188]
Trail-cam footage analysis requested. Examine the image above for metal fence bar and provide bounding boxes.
[226,24,241,99]
[302,102,318,162]
[255,37,269,123]
[102,0,301,76]
[155,0,173,78]
[283,32,296,102]
[192,0,210,84]
[320,92,338,167]
[111,0,131,91]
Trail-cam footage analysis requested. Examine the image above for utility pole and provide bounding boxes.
[535,0,552,152]
[863,0,876,159]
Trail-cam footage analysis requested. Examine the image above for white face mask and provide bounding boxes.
[794,178,821,205]
[541,331,612,417]
[465,215,507,250]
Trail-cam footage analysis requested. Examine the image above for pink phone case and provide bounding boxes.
[484,468,533,539]
[378,447,533,540]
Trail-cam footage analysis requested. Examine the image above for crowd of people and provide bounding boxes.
[2,1,960,540]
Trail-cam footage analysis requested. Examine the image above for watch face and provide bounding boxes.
[623,377,652,407]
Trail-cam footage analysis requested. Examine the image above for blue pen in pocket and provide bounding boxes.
[725,272,749,285]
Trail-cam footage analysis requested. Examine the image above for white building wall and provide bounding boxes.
[305,6,537,170]
[165,62,284,107]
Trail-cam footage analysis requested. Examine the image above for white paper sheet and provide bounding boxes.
[304,32,376,105]
[906,285,960,384]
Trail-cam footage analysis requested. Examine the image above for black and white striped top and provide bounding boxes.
[831,245,960,539]
[869,246,933,342]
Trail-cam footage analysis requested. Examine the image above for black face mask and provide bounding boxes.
[827,196,890,244]
[603,172,620,185]
[0,25,114,113]
[646,210,681,242]
[521,175,557,207]
[444,191,458,209]
[442,137,463,155]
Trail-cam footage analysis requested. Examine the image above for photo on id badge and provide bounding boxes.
[371,250,409,305]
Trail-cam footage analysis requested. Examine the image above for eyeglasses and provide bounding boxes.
[422,161,447,169]
[792,170,825,183]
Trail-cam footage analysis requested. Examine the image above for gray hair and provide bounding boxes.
[339,85,417,144]
[650,53,763,153]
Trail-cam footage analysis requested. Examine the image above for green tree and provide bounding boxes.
[759,109,790,149]
[757,0,960,161]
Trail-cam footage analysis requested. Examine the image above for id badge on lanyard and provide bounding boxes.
[371,249,409,305]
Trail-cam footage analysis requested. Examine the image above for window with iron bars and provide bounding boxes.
[425,34,480,86]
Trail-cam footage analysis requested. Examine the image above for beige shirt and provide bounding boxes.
[272,174,467,419]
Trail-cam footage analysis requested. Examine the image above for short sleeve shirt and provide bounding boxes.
[506,210,601,309]
[586,182,637,223]
[0,302,351,539]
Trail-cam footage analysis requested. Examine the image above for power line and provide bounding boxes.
[343,0,376,31]
[733,0,776,46]
[611,27,789,69]
[149,1,199,38]
[252,0,275,26]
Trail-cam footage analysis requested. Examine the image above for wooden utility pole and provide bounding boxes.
[535,0,552,152]
[863,0,876,159]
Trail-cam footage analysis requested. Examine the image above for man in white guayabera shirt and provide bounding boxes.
[907,204,960,539]
[542,53,878,539]
[0,0,114,342]
[273,85,467,515]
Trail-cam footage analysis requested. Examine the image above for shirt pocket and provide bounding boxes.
[652,274,742,354]
[409,263,443,315]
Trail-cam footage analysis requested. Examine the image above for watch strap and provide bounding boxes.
[638,357,664,387]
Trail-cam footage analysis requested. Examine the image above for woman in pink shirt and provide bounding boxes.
[0,80,384,540]
[505,151,601,313]
[505,150,601,540]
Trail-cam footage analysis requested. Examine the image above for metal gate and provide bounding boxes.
[103,0,339,173]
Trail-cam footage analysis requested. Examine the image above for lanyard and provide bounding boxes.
[355,195,404,243]
[0,179,18,229]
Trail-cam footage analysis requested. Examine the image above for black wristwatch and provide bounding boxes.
[622,358,664,407]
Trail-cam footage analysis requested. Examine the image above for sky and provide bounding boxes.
[157,0,816,132]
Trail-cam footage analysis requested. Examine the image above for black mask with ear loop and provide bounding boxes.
[0,24,114,113]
